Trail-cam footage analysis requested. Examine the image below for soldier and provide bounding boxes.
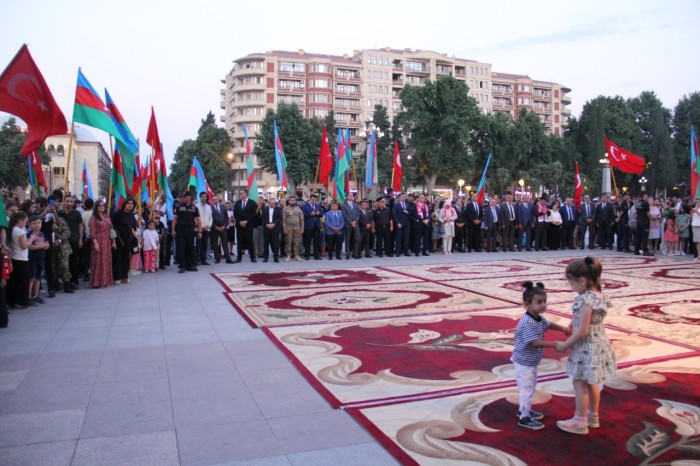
[53,214,74,293]
[282,196,304,261]
[372,197,393,257]
[172,191,202,273]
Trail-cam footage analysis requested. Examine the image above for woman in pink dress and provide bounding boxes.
[89,201,115,288]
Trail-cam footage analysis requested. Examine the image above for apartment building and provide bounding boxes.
[221,47,571,195]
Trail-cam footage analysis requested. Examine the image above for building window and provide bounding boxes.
[279,62,305,73]
[311,79,329,88]
[53,167,65,176]
[315,64,329,73]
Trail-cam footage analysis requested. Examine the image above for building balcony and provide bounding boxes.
[232,65,266,77]
[405,66,430,74]
[561,107,572,116]
[233,83,267,92]
[561,94,572,104]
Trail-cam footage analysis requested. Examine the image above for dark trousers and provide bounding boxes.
[562,221,576,249]
[263,227,280,260]
[414,222,430,254]
[7,260,29,307]
[635,222,650,253]
[579,220,596,248]
[501,223,515,251]
[175,228,196,268]
[210,227,230,261]
[359,227,372,256]
[485,226,499,251]
[394,224,410,256]
[326,234,343,258]
[45,244,58,291]
[196,230,210,263]
[80,241,91,278]
[68,241,81,284]
[548,224,562,250]
[165,224,174,265]
[112,239,131,280]
[467,223,481,251]
[617,222,630,251]
[598,222,613,249]
[344,225,360,258]
[374,224,391,256]
[454,225,466,251]
[236,226,255,259]
[0,287,8,327]
[303,226,320,258]
[534,222,548,250]
[517,224,532,250]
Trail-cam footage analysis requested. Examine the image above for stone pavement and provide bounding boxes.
[0,248,630,465]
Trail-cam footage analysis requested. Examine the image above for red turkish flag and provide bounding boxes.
[318,125,332,189]
[0,45,67,156]
[604,136,645,174]
[574,162,582,208]
[392,140,402,192]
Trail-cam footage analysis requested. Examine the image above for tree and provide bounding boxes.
[168,113,233,194]
[628,91,675,193]
[0,117,48,191]
[672,92,700,193]
[253,103,323,191]
[397,75,482,193]
[199,111,217,133]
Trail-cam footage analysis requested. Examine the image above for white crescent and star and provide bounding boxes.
[7,72,48,112]
[576,174,582,188]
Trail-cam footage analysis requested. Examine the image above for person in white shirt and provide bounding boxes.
[196,192,213,265]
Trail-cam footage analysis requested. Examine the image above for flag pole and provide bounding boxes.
[63,122,76,196]
[312,157,320,196]
[350,156,358,197]
[610,166,620,198]
[150,141,156,220]
[107,136,114,213]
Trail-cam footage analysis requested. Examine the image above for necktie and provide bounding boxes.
[603,202,606,210]
[475,204,479,216]
[586,204,589,217]
[567,206,571,219]
[492,207,496,220]
[509,204,514,220]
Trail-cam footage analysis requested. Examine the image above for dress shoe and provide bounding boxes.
[179,267,186,273]
[314,257,322,260]
[415,253,420,257]
[329,256,333,260]
[263,258,268,262]
[214,259,221,264]
[542,247,549,251]
[159,265,166,269]
[225,259,235,264]
[336,256,342,260]
[422,252,430,256]
[643,251,654,256]
[64,284,74,293]
[48,290,56,298]
[274,258,279,263]
[365,254,372,258]
[186,267,198,272]
[201,261,211,266]
[305,256,310,260]
[234,257,242,263]
[251,258,257,263]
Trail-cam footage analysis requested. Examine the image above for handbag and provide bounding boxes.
[109,228,118,239]
[436,223,446,236]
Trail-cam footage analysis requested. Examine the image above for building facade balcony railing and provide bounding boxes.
[232,65,266,77]
[561,94,572,104]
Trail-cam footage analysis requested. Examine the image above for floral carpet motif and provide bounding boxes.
[608,263,700,287]
[518,254,686,270]
[225,282,511,328]
[265,307,695,407]
[384,260,564,281]
[348,356,700,466]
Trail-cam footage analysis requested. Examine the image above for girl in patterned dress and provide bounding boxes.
[555,257,617,435]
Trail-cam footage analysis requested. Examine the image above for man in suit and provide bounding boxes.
[516,195,534,251]
[358,199,373,258]
[595,194,616,250]
[233,188,258,262]
[302,193,324,260]
[616,193,632,252]
[341,193,361,259]
[499,193,517,252]
[413,193,431,256]
[533,196,550,251]
[560,197,578,250]
[578,194,596,249]
[392,193,411,257]
[372,197,393,257]
[210,196,234,264]
[454,197,467,252]
[483,198,500,252]
[261,197,282,262]
[325,200,345,259]
[465,194,483,252]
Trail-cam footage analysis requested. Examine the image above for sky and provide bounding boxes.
[1,0,698,168]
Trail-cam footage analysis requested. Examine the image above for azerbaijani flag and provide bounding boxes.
[189,156,214,199]
[81,159,94,199]
[334,127,349,202]
[243,124,258,201]
[475,152,492,205]
[365,130,377,193]
[27,156,39,197]
[110,143,128,201]
[344,128,352,195]
[691,126,699,201]
[104,89,138,192]
[27,150,47,196]
[72,69,130,151]
[273,120,289,190]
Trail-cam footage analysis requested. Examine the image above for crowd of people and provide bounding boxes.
[1,186,699,329]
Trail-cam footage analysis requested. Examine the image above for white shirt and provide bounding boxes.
[197,203,213,228]
[11,226,28,261]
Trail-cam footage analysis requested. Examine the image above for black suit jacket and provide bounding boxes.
[358,208,373,229]
[233,198,257,227]
[465,202,483,223]
[594,202,615,225]
[211,202,228,227]
[261,206,282,230]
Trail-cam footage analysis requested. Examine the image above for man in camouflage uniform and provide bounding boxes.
[53,215,74,293]
[282,196,304,261]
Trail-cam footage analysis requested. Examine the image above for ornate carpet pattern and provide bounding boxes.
[347,355,700,466]
[265,307,696,408]
[214,255,699,464]
[225,283,511,328]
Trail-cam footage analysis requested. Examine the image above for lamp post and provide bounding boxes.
[458,179,464,195]
[600,156,612,197]
[227,152,234,201]
[465,185,472,196]
[639,176,647,193]
[518,179,524,200]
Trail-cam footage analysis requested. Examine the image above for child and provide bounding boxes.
[142,220,160,273]
[663,211,679,256]
[27,215,49,305]
[555,257,617,435]
[512,281,570,430]
[7,212,30,309]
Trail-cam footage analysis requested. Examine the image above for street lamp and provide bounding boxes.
[600,156,612,197]
[458,179,464,194]
[518,179,524,200]
[227,152,235,201]
[639,176,648,193]
[465,185,472,195]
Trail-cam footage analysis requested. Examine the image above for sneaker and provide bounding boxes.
[518,416,545,430]
[518,410,543,421]
[556,417,589,434]
[588,412,600,428]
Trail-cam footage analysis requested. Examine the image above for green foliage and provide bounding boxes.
[168,114,233,194]
[253,103,323,190]
[672,92,700,182]
[198,111,217,134]
[397,75,482,192]
[0,118,30,189]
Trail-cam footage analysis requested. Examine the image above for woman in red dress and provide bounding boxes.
[89,200,116,288]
